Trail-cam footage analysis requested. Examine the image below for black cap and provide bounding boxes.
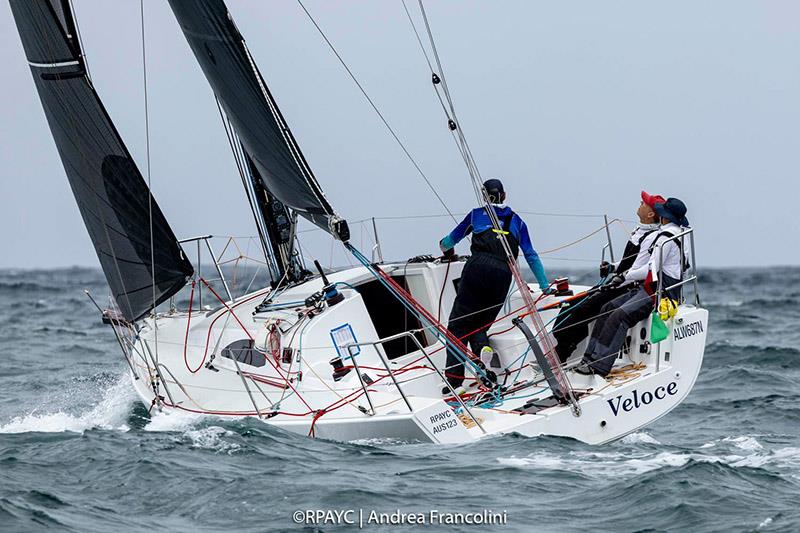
[483,178,506,194]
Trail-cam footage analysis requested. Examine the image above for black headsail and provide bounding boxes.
[168,0,349,248]
[9,0,193,322]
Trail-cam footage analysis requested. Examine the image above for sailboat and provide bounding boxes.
[10,0,708,444]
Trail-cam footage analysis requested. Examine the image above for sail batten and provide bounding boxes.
[10,0,193,322]
[168,0,346,237]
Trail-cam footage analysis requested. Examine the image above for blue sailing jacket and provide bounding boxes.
[440,205,549,289]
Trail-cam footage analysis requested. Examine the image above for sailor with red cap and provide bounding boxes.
[554,191,666,363]
[574,196,690,377]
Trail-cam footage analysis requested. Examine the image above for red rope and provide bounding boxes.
[199,278,314,412]
[267,322,281,362]
[374,265,474,361]
[244,373,291,389]
[308,386,376,437]
[183,280,203,373]
[165,272,564,431]
[354,281,557,386]
[163,400,313,418]
[198,287,270,372]
[200,279,255,340]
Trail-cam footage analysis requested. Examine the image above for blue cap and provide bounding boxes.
[654,198,689,227]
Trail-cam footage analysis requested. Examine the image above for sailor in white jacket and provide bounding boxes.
[574,198,690,377]
[553,191,665,363]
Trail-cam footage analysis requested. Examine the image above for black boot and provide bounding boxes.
[442,376,464,395]
[572,360,595,375]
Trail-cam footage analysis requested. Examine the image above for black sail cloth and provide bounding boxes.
[168,0,344,236]
[9,0,193,322]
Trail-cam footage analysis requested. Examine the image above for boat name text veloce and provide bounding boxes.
[607,382,678,416]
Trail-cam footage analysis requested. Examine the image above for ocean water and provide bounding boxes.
[0,267,798,532]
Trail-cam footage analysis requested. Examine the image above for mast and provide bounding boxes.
[244,154,309,284]
[169,0,350,274]
[9,0,194,322]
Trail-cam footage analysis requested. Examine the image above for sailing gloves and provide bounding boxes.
[601,273,625,291]
[600,261,615,278]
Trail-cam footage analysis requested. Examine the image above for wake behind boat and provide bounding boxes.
[9,0,708,445]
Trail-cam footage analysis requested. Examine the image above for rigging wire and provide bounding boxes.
[404,1,578,410]
[213,98,278,280]
[400,0,451,124]
[139,0,158,358]
[295,0,457,223]
[67,0,91,80]
[410,0,483,201]
[146,228,667,420]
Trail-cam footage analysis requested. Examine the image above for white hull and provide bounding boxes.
[122,259,707,445]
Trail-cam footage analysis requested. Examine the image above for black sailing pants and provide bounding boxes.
[445,254,512,387]
[584,287,654,376]
[553,285,629,363]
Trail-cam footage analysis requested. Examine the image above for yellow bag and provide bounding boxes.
[658,298,679,321]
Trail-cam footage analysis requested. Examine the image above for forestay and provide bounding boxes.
[9,0,193,322]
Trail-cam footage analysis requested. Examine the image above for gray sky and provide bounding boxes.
[1,1,799,273]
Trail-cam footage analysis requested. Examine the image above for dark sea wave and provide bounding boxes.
[1,267,799,532]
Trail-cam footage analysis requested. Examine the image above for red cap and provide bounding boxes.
[641,190,666,208]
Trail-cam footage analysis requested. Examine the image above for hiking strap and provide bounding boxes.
[648,231,690,271]
[635,229,658,246]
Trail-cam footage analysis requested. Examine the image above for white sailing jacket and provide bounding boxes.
[612,223,660,270]
[624,222,686,284]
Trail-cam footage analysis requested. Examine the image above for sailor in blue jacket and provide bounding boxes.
[439,179,550,391]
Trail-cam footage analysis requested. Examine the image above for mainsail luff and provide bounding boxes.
[9,0,193,322]
[243,153,309,283]
[168,0,347,238]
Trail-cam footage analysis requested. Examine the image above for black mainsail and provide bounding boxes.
[244,155,309,283]
[9,0,193,322]
[168,0,348,242]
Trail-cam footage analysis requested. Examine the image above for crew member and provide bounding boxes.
[574,198,690,377]
[439,178,550,391]
[553,191,665,363]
